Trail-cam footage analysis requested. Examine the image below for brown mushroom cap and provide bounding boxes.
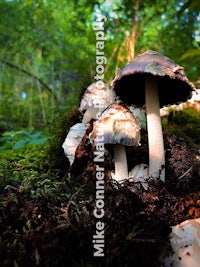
[90,103,140,147]
[113,50,196,107]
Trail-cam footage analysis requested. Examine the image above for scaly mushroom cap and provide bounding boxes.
[113,50,196,107]
[79,81,115,112]
[90,103,140,147]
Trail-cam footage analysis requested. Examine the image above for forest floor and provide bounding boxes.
[0,108,200,267]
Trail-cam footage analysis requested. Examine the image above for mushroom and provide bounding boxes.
[128,163,149,183]
[62,123,86,165]
[113,50,195,182]
[89,103,140,182]
[79,81,115,125]
[161,218,200,267]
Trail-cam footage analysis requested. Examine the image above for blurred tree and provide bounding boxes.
[0,0,199,131]
[98,0,199,82]
[0,0,95,129]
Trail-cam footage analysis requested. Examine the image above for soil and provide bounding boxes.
[0,129,200,267]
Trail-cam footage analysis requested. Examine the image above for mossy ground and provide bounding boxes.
[0,107,199,267]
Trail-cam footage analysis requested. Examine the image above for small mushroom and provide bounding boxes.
[62,123,86,165]
[79,81,115,125]
[161,218,200,267]
[128,163,149,183]
[89,103,140,181]
[113,50,195,182]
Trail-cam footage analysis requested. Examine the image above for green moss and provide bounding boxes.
[46,107,82,171]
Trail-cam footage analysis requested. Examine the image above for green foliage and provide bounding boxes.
[180,49,200,61]
[0,105,82,199]
[47,107,81,171]
[96,0,200,82]
[0,130,48,150]
[0,143,72,203]
[0,0,93,130]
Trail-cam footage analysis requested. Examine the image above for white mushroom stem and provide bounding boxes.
[113,144,128,181]
[145,75,165,182]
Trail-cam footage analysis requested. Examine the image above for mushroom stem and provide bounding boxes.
[145,75,165,181]
[113,144,128,181]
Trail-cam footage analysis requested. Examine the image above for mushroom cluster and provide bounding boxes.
[113,50,195,182]
[63,81,146,181]
[63,51,196,183]
[112,50,197,266]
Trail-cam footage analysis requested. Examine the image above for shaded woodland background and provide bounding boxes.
[0,0,199,132]
[0,1,200,266]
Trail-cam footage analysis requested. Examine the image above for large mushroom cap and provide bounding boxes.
[113,50,196,107]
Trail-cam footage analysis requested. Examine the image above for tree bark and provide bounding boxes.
[117,0,140,64]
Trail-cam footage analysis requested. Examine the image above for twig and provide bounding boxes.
[65,184,87,225]
[131,238,157,243]
[177,166,193,180]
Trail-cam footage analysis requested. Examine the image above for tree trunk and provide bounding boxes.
[37,81,47,125]
[117,0,140,64]
[127,0,140,61]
